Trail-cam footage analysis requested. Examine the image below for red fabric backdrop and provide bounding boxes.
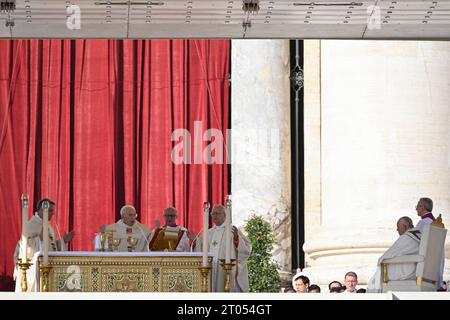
[0,39,230,290]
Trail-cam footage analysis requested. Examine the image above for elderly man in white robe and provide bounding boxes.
[194,204,252,292]
[98,205,150,252]
[13,198,74,291]
[367,216,421,292]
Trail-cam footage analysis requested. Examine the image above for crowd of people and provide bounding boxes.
[281,271,367,293]
[281,273,448,293]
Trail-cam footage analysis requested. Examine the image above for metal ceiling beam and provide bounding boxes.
[0,0,449,39]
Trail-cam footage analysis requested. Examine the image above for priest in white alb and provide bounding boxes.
[98,205,150,252]
[194,204,252,292]
[367,216,421,292]
[414,197,445,289]
[13,198,74,291]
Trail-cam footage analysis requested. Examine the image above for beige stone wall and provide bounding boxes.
[231,40,292,279]
[304,40,322,247]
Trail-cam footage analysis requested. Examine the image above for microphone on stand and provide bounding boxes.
[136,224,151,252]
[190,229,203,252]
[54,220,65,252]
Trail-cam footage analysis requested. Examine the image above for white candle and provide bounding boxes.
[226,195,233,225]
[202,202,210,267]
[225,197,232,264]
[21,194,29,262]
[42,201,49,267]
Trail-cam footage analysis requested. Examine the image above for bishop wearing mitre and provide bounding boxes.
[148,207,192,252]
[98,205,150,252]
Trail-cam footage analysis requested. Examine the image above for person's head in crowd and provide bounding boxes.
[293,275,310,293]
[356,288,366,293]
[330,286,342,293]
[328,280,342,292]
[279,280,292,292]
[437,281,447,292]
[284,287,296,293]
[396,216,414,236]
[308,284,321,293]
[344,271,358,293]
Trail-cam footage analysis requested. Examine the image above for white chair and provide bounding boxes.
[380,216,447,292]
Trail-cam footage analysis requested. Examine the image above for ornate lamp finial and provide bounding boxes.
[431,214,445,228]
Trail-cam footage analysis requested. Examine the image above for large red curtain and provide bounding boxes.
[0,40,230,290]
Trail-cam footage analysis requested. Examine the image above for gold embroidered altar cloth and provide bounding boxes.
[34,252,212,292]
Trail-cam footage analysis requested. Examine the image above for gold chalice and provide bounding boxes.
[127,236,138,252]
[112,238,121,251]
[99,232,107,251]
[106,230,114,251]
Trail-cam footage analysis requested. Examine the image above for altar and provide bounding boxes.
[32,252,213,292]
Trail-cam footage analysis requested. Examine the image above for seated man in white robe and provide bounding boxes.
[13,198,74,291]
[148,207,192,252]
[367,216,421,292]
[194,204,252,292]
[98,205,150,252]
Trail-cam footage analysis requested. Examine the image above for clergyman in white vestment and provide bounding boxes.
[414,197,445,288]
[415,197,435,231]
[367,216,420,292]
[97,205,150,252]
[13,198,74,291]
[195,204,252,292]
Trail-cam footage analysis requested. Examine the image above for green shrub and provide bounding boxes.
[244,214,281,292]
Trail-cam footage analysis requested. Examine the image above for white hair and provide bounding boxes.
[164,207,178,217]
[212,204,226,214]
[419,197,433,212]
[120,205,136,217]
[398,216,414,230]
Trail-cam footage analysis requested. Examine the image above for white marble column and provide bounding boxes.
[231,40,292,276]
[303,40,450,286]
